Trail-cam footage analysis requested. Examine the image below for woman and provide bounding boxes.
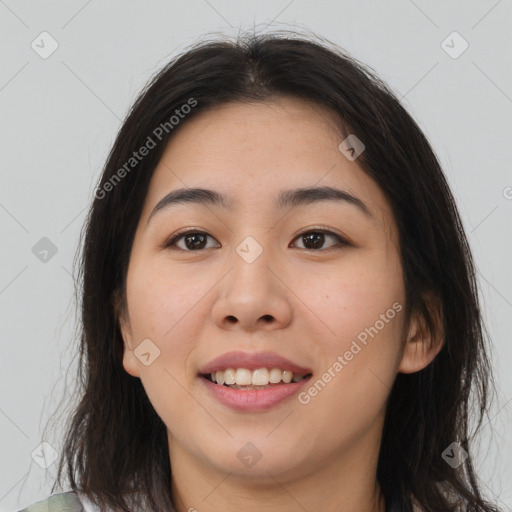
[19,31,501,512]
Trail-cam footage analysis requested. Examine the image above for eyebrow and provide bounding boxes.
[146,185,372,225]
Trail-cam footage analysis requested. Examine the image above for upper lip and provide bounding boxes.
[198,350,313,375]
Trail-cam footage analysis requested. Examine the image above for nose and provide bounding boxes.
[210,243,293,333]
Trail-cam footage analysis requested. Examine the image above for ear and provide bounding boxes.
[398,294,444,374]
[113,290,141,379]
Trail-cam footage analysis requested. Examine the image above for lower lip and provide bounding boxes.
[199,375,312,412]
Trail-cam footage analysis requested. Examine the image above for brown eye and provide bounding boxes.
[291,230,348,251]
[165,231,220,251]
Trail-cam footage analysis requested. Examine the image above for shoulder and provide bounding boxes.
[17,491,85,512]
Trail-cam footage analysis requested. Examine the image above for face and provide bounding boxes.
[118,97,435,486]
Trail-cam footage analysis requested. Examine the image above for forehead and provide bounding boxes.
[141,98,393,227]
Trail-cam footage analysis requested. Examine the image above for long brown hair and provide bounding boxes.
[49,31,501,512]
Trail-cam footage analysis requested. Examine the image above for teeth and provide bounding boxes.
[269,368,283,383]
[252,368,269,386]
[236,368,252,386]
[208,368,309,386]
[223,368,236,385]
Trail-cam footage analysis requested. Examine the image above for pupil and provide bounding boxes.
[304,232,324,249]
[185,233,207,250]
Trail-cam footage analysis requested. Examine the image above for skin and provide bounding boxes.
[118,97,443,512]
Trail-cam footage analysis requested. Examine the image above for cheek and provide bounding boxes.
[123,258,208,418]
[300,250,405,411]
[313,250,404,345]
[123,257,212,410]
[125,256,212,341]
[311,253,404,395]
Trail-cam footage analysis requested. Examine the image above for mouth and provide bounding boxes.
[200,369,313,390]
[198,369,313,412]
[199,372,313,390]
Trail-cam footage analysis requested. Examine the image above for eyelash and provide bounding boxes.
[163,226,349,252]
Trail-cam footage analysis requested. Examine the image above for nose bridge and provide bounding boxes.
[228,207,279,271]
[235,233,268,266]
[229,232,275,293]
[211,229,293,330]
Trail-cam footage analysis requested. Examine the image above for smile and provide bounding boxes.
[199,371,313,412]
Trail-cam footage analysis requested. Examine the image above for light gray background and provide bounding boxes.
[1,1,511,510]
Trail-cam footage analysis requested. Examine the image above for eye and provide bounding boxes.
[164,230,220,251]
[290,228,349,251]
